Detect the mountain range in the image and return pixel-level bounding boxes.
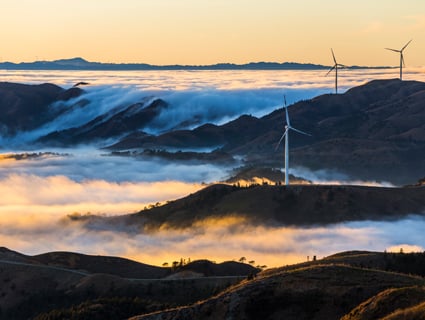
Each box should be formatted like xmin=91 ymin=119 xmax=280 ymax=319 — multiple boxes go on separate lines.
xmin=109 ymin=79 xmax=425 ymax=184
xmin=0 ymin=57 xmax=383 ymax=70
xmin=1 ymin=79 xmax=425 ymax=184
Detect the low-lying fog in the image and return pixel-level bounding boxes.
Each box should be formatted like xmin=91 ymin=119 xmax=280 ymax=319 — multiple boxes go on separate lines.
xmin=0 ymin=151 xmax=422 ymax=267
xmin=1 ymin=68 xmax=424 ymax=267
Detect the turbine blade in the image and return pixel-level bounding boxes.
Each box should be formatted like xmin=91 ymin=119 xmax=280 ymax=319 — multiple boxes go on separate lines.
xmin=326 ymin=65 xmax=336 ymax=76
xmin=402 ymin=39 xmax=412 ymax=51
xmin=275 ymin=131 xmax=287 ymax=151
xmin=283 ymin=95 xmax=287 ymax=108
xmin=385 ymin=48 xmax=400 ymax=53
xmin=285 ymin=107 xmax=291 ymax=127
xmin=331 ymin=48 xmax=337 ymax=64
xmin=290 ymin=126 xmax=311 ymax=136
xmin=401 ymin=53 xmax=405 ymax=67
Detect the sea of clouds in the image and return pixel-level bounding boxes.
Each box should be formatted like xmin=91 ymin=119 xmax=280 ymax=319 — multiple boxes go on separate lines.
xmin=1 ymin=68 xmax=424 ymax=266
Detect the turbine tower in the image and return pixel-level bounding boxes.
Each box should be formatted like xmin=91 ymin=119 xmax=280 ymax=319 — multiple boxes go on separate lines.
xmin=326 ymin=49 xmax=345 ymax=94
xmin=275 ymin=96 xmax=311 ymax=186
xmin=385 ymin=39 xmax=412 ymax=80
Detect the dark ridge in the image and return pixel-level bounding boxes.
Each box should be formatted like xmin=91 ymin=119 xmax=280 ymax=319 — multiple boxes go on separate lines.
xmin=81 ymin=184 xmax=425 ymax=232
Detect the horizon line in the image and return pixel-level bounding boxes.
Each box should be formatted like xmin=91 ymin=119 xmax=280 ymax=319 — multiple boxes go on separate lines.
xmin=0 ymin=57 xmax=400 ymax=70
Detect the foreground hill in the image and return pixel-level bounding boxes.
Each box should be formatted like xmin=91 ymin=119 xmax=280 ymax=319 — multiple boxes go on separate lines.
xmin=130 ymin=251 xmax=425 ymax=320
xmin=0 ymin=247 xmax=255 ymax=320
xmin=83 ymin=184 xmax=425 ymax=232
xmin=2 ymin=248 xmax=425 ymax=319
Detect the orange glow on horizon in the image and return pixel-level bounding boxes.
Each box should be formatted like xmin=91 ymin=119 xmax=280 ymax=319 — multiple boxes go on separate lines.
xmin=0 ymin=1 xmax=424 ymax=67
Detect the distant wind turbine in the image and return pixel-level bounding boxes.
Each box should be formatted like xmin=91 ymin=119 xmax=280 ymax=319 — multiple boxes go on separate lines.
xmin=275 ymin=96 xmax=311 ymax=186
xmin=326 ymin=49 xmax=346 ymax=94
xmin=385 ymin=39 xmax=412 ymax=80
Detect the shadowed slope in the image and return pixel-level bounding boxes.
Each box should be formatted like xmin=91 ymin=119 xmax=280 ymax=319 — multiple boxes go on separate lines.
xmin=86 ymin=184 xmax=425 ymax=231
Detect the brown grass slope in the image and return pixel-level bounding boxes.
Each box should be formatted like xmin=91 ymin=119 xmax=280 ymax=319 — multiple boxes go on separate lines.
xmin=383 ymin=301 xmax=425 ymax=320
xmin=130 ymin=264 xmax=424 ymax=320
xmin=341 ymin=286 xmax=425 ymax=320
xmin=94 ymin=184 xmax=425 ymax=231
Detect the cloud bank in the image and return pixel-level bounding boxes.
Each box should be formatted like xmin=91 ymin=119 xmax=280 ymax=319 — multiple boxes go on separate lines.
xmin=2 ymin=67 xmax=425 ymax=149
xmin=1 ymin=212 xmax=424 ymax=268
xmin=1 ymin=68 xmax=424 ymax=267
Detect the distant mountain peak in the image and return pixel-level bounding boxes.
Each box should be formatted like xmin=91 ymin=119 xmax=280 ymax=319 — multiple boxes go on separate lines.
xmin=53 ymin=57 xmax=92 ymax=66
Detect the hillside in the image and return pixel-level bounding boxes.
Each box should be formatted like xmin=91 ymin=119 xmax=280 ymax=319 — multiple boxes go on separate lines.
xmin=109 ymin=79 xmax=425 ymax=184
xmin=129 ymin=251 xmax=425 ymax=320
xmin=0 ymin=82 xmax=83 ymax=135
xmin=3 ymin=247 xmax=425 ymax=319
xmin=81 ymin=184 xmax=425 ymax=232
xmin=0 ymin=247 xmax=255 ymax=320
xmin=38 ymin=97 xmax=168 ymax=145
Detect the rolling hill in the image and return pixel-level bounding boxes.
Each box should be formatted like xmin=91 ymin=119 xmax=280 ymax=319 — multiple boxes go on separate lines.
xmin=3 ymin=247 xmax=425 ymax=319
xmin=129 ymin=251 xmax=425 ymax=320
xmin=78 ymin=183 xmax=425 ymax=232
xmin=0 ymin=247 xmax=256 ymax=320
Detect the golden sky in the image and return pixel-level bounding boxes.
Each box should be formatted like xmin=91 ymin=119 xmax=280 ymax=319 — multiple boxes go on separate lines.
xmin=1 ymin=0 xmax=425 ymax=66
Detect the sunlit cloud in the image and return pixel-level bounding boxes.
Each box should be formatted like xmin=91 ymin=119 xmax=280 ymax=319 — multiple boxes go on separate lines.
xmin=0 ymin=173 xmax=203 ymax=218
xmin=1 ymin=213 xmax=424 ymax=268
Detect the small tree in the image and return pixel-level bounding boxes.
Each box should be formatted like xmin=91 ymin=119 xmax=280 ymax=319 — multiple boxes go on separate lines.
xmin=239 ymin=257 xmax=246 ymax=263
xmin=162 ymin=262 xmax=169 ymax=267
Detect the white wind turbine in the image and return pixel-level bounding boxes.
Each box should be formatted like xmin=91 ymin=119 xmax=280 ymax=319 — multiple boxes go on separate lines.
xmin=326 ymin=48 xmax=346 ymax=94
xmin=385 ymin=39 xmax=412 ymax=80
xmin=275 ymin=96 xmax=311 ymax=186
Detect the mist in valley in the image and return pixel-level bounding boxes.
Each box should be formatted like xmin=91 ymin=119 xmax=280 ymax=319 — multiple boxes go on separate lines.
xmin=1 ymin=68 xmax=424 ymax=267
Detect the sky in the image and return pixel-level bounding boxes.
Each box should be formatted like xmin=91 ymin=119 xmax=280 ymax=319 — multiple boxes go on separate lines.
xmin=1 ymin=0 xmax=425 ymax=66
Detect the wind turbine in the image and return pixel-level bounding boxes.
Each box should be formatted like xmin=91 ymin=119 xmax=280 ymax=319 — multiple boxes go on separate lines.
xmin=326 ymin=49 xmax=346 ymax=94
xmin=275 ymin=96 xmax=311 ymax=186
xmin=385 ymin=39 xmax=412 ymax=80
